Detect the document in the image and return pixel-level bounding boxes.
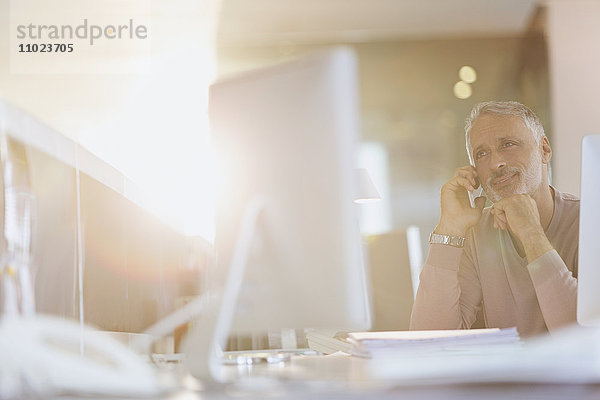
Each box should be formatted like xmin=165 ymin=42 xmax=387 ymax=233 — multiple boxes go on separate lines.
xmin=348 ymin=328 xmax=520 ymax=357
xmin=356 ymin=325 xmax=600 ymax=385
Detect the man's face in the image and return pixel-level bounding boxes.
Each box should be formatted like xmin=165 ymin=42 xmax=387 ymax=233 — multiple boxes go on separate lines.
xmin=469 ymin=114 xmax=545 ymax=203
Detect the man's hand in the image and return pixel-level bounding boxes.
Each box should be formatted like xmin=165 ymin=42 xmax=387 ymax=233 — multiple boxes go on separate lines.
xmin=491 ymin=194 xmax=553 ymax=262
xmin=435 ymin=166 xmax=486 ymax=237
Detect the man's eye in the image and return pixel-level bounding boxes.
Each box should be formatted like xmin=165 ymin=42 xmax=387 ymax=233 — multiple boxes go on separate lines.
xmin=476 ymin=151 xmax=487 ymax=159
xmin=503 ymin=142 xmax=515 ymax=148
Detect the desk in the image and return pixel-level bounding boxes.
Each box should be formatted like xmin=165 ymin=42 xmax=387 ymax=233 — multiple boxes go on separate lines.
xmin=150 ymin=353 xmax=600 ymax=400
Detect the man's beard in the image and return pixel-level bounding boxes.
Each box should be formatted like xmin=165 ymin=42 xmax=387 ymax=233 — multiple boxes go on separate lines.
xmin=482 ymin=152 xmax=543 ymax=203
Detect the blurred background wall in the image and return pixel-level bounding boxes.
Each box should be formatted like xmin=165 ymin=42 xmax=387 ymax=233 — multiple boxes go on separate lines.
xmin=215 ymin=1 xmax=551 ymax=247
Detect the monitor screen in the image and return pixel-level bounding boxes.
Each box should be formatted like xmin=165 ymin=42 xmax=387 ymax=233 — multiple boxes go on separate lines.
xmin=184 ymin=47 xmax=372 ymax=379
xmin=577 ymin=134 xmax=600 ymax=326
xmin=208 ymin=47 xmax=371 ymax=334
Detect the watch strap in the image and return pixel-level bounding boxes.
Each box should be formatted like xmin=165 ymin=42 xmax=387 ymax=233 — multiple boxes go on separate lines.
xmin=429 ymin=232 xmax=465 ymax=248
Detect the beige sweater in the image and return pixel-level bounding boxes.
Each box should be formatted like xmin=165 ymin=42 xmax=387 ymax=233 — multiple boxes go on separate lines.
xmin=410 ymin=187 xmax=579 ymax=337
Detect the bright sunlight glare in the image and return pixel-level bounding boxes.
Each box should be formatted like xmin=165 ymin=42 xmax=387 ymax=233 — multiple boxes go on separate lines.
xmin=79 ymin=48 xmax=217 ymax=242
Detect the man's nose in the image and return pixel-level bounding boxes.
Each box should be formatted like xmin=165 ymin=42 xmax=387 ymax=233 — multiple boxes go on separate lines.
xmin=490 ymin=151 xmax=507 ymax=169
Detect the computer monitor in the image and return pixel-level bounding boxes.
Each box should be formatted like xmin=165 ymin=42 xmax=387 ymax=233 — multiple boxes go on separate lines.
xmin=183 ymin=48 xmax=371 ymax=379
xmin=577 ymin=134 xmax=600 ymax=326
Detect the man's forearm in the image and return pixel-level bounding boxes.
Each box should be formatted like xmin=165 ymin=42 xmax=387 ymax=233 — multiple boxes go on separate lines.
xmin=410 ymin=245 xmax=480 ymax=330
xmin=522 ymin=231 xmax=554 ymax=263
xmin=527 ymin=250 xmax=577 ymax=331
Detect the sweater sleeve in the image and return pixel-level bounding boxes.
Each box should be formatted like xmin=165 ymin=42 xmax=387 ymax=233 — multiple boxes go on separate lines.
xmin=527 ymin=249 xmax=577 ymax=332
xmin=410 ymin=242 xmax=483 ymax=330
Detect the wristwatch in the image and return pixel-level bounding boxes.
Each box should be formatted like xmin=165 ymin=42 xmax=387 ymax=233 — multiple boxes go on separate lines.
xmin=429 ymin=232 xmax=465 ymax=248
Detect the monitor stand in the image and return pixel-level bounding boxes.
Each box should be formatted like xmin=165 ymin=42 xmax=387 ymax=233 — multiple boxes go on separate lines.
xmin=182 ymin=196 xmax=267 ymax=382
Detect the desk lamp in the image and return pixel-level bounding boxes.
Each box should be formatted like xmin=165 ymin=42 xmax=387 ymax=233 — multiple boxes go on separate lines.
xmin=354 ymin=168 xmax=381 ymax=204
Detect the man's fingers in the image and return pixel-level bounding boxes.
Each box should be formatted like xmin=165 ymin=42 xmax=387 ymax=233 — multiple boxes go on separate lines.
xmin=491 ymin=201 xmax=506 ymax=213
xmin=497 ymin=213 xmax=507 ymax=223
xmin=454 ymin=168 xmax=478 ymax=188
xmin=449 ymin=176 xmax=475 ymax=191
xmin=455 ymin=169 xmax=476 ymax=183
xmin=491 ymin=209 xmax=507 ymax=223
xmin=490 ymin=205 xmax=508 ymax=227
xmin=493 ymin=214 xmax=507 ymax=230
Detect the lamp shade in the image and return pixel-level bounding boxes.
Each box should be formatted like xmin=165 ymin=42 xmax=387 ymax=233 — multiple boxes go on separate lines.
xmin=354 ymin=168 xmax=381 ymax=203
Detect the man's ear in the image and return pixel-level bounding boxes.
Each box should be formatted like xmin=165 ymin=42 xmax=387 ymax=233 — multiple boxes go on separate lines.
xmin=541 ymin=136 xmax=552 ymax=164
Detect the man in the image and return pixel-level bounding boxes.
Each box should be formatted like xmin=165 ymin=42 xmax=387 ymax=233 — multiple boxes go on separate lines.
xmin=410 ymin=101 xmax=579 ymax=337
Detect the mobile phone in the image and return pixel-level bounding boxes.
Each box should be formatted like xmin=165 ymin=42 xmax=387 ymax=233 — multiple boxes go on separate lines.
xmin=468 ymin=185 xmax=484 ymax=208
xmin=468 ymin=161 xmax=486 ymax=208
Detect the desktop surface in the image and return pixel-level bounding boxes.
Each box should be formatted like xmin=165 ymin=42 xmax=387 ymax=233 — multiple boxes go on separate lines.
xmin=61 ymin=384 xmax=599 ymax=400
xmin=147 ymin=354 xmax=600 ymax=400
xmin=37 ymin=335 xmax=600 ymax=400
xmin=181 ymin=323 xmax=600 ymax=399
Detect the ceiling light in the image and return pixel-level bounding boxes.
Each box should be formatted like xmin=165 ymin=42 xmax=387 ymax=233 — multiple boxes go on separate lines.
xmin=459 ymin=66 xmax=477 ymax=83
xmin=453 ymin=81 xmax=472 ymax=99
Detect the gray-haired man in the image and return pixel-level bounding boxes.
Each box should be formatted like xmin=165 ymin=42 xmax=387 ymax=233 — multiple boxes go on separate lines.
xmin=410 ymin=101 xmax=579 ymax=337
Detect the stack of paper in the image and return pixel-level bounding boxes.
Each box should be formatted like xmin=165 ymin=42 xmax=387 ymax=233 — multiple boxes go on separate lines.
xmin=364 ymin=325 xmax=600 ymax=384
xmin=348 ymin=328 xmax=520 ymax=358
